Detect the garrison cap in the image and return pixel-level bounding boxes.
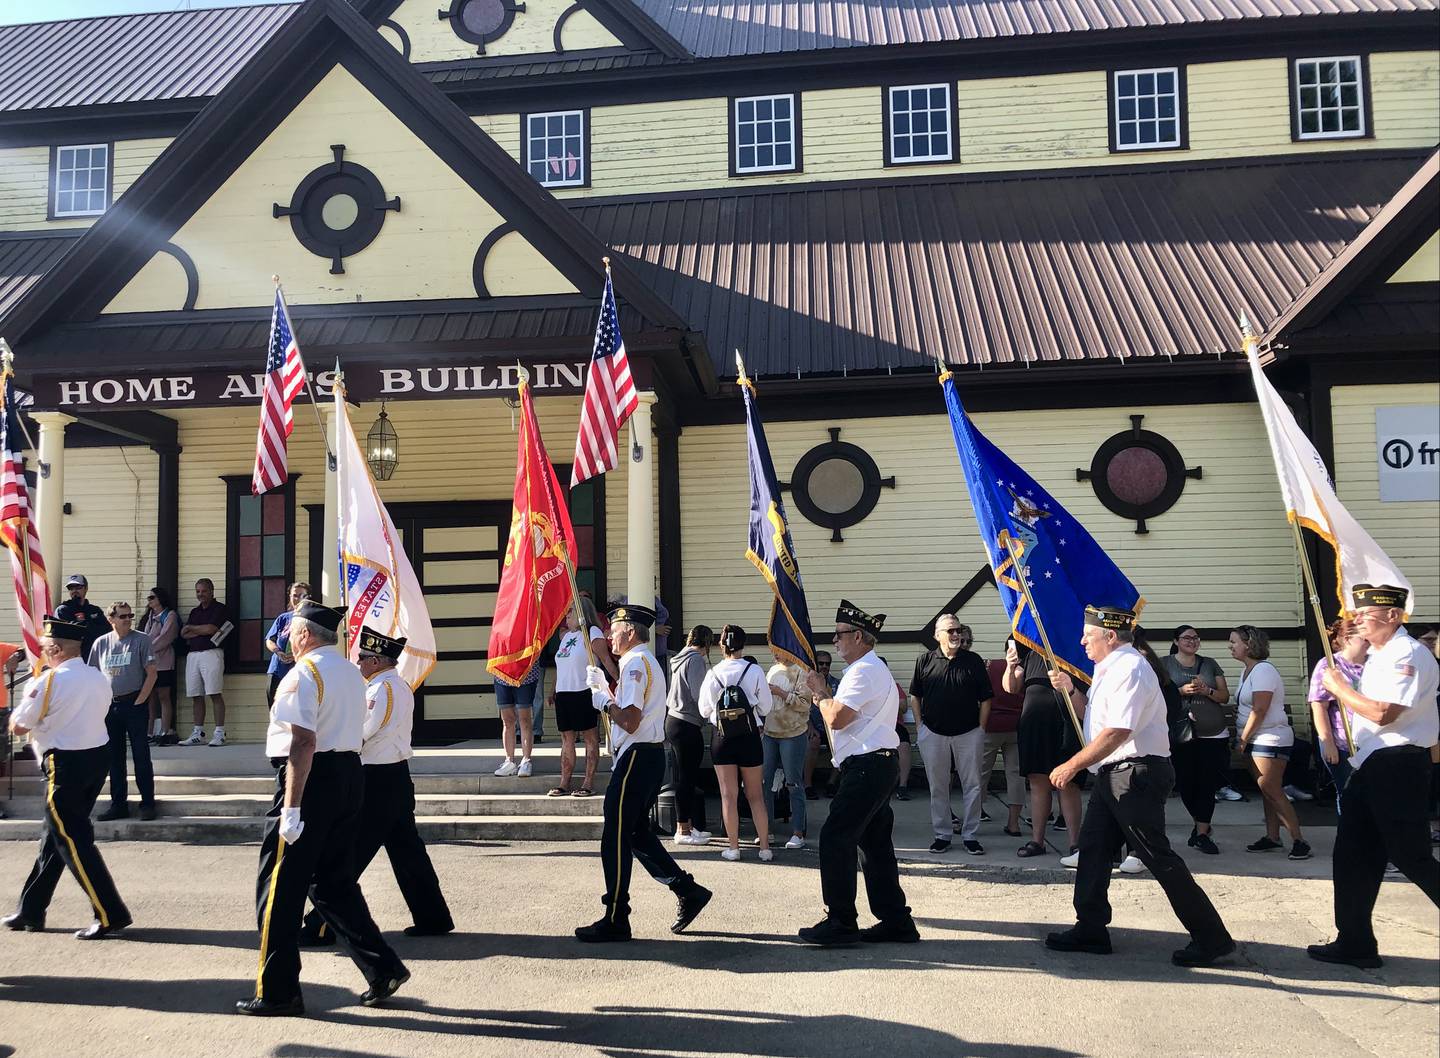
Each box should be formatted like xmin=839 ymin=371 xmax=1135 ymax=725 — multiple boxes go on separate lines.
xmin=1084 ymin=605 xmax=1137 ymax=632
xmin=42 ymin=615 xmax=86 ymax=641
xmin=294 ymin=599 xmax=346 ymax=633
xmin=606 ymin=603 xmax=656 ymax=629
xmin=358 ymin=627 xmax=406 ymax=660
xmin=836 ymin=599 xmax=885 ymax=637
xmin=1352 ymin=583 xmax=1409 ymax=610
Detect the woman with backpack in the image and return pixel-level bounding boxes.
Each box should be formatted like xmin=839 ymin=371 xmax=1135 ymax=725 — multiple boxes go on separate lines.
xmin=698 ymin=625 xmax=773 ymax=861
xmin=1162 ymin=624 xmax=1231 ymax=855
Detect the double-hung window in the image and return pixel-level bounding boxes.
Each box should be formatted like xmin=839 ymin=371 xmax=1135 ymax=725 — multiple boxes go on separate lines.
xmin=1111 ymin=69 xmax=1183 ymax=151
xmin=51 ymin=143 xmax=111 ymax=217
xmin=732 ymin=94 xmax=799 ymax=175
xmin=523 ymin=110 xmax=587 ymax=188
xmin=887 ymin=84 xmax=954 ymax=164
xmin=1293 ymin=57 xmax=1367 ymax=140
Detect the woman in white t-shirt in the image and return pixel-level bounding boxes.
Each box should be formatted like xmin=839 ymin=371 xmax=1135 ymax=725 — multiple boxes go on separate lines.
xmin=698 ymin=626 xmax=773 ymax=861
xmin=1230 ymin=624 xmax=1310 ymax=860
xmin=547 ymin=596 xmax=617 ymax=798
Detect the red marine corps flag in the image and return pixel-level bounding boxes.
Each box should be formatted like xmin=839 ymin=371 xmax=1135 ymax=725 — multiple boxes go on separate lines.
xmin=487 ymin=371 xmax=579 ymax=686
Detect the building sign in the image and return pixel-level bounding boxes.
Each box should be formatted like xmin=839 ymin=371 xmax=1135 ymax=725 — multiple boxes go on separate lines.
xmin=29 ymin=360 xmax=590 ymax=411
xmin=1376 ymin=404 xmax=1440 ymax=502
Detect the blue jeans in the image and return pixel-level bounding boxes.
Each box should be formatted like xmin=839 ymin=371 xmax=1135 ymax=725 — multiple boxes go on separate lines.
xmin=763 ymin=732 xmax=808 ymax=837
xmin=1323 ymin=749 xmax=1353 ymax=814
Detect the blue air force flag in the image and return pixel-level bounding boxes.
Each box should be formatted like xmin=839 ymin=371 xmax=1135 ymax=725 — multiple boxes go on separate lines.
xmin=741 ymin=371 xmax=816 ymax=670
xmin=941 ymin=372 xmax=1142 ymax=683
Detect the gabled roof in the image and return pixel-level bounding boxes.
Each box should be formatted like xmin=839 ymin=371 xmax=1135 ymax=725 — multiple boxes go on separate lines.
xmin=0 ymin=0 xmax=693 ymax=369
xmin=0 ymin=231 xmax=81 ymax=319
xmin=1260 ymin=150 xmax=1439 ymax=356
xmin=575 ymin=151 xmax=1429 ymax=377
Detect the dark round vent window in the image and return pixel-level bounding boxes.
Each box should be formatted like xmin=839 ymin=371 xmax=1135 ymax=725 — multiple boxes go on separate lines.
xmin=460 ymin=0 xmax=507 ymax=36
xmin=272 ymin=147 xmax=399 ymax=275
xmin=1105 ymin=446 xmax=1168 ymax=507
xmin=789 ymin=428 xmax=896 ymax=542
xmin=1079 ymin=415 xmax=1201 ymax=534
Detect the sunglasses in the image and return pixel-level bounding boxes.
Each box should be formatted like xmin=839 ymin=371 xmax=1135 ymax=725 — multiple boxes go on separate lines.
xmin=113 ymin=613 xmax=133 ymax=620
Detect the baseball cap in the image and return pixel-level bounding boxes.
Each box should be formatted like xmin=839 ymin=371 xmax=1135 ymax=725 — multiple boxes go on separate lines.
xmin=65 ymin=573 xmax=88 ymax=588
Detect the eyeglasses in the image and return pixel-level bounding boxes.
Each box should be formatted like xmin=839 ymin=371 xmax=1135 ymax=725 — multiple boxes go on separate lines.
xmin=112 ymin=613 xmax=133 ymax=620
xmin=832 ymin=629 xmax=860 ymax=642
xmin=1178 ymin=634 xmax=1200 ymax=642
xmin=941 ymin=630 xmax=963 ymax=637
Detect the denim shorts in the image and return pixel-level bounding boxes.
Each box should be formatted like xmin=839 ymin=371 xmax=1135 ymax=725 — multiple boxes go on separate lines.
xmin=1247 ymin=743 xmax=1292 ymax=760
xmin=495 ymin=679 xmax=539 ymax=709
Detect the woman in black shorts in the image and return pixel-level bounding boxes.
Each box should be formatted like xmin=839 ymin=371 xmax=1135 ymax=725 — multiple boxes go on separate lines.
xmin=1004 ymin=637 xmax=1083 ymax=857
xmin=698 ymin=626 xmax=773 ymax=861
xmin=547 ymin=596 xmax=616 ymax=797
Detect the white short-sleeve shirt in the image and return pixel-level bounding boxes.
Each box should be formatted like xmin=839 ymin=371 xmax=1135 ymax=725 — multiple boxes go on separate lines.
xmin=555 ymin=626 xmax=603 ymax=693
xmin=698 ymin=657 xmax=771 ymax=725
xmin=12 ymin=656 xmax=110 ymax=757
xmin=606 ymin=645 xmax=667 ymax=759
xmin=829 ymin=649 xmax=900 ymax=766
xmin=1351 ymin=628 xmax=1440 ymax=768
xmin=1236 ymin=661 xmax=1293 ymax=747
xmin=1084 ymin=644 xmax=1171 ymax=770
xmin=266 ymin=644 xmax=366 ymax=757
xmin=361 ymin=666 xmax=414 ymax=765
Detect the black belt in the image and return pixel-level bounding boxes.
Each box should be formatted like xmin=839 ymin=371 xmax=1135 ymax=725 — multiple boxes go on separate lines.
xmin=841 ymin=748 xmax=897 ymax=766
xmin=1099 ymin=753 xmax=1168 ymax=774
xmin=269 ymin=749 xmax=359 ymax=768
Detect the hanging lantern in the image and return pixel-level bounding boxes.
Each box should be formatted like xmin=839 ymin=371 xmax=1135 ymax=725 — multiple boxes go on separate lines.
xmin=365 ymin=402 xmax=398 ymax=480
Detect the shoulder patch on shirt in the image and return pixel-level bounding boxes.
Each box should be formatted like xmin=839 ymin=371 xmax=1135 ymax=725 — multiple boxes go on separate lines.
xmin=628 ymin=668 xmax=642 ymax=682
xmin=1395 ymin=664 xmax=1417 ymax=677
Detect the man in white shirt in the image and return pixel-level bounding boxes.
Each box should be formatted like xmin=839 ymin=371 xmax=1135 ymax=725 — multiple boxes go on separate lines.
xmin=578 ymin=603 xmax=712 ymax=943
xmin=1311 ymin=583 xmax=1440 ymax=969
xmin=237 ymin=601 xmax=409 ymax=1018
xmin=1045 ymin=605 xmax=1234 ymax=967
xmin=300 ymin=627 xmax=453 ymax=946
xmin=4 ymin=616 xmax=131 ymax=939
xmin=800 ymin=600 xmax=917 ymax=947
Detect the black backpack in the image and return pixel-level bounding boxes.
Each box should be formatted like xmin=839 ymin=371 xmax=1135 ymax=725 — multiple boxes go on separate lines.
xmin=716 ymin=662 xmax=759 ymax=740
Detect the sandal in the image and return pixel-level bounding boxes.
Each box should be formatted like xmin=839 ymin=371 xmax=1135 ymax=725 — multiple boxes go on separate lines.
xmin=1003 ymin=827 xmax=1023 ymax=838
xmin=1016 ymin=841 xmax=1049 ymax=858
xmin=547 ymin=787 xmax=570 ymax=797
xmin=572 ymin=787 xmax=594 ymax=798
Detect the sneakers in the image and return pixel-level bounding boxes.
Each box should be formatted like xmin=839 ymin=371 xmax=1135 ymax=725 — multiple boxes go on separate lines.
xmin=979 ymin=808 xmax=992 ymax=823
xmin=1188 ymin=829 xmax=1220 ymax=855
xmin=1060 ymin=848 xmax=1080 ymax=868
xmin=1215 ymin=785 xmax=1244 ymax=802
xmin=1288 ymin=840 xmax=1313 ymax=861
xmin=1283 ymin=785 xmax=1314 ymax=803
xmin=785 ymin=835 xmax=805 ymax=850
xmin=674 ymin=830 xmax=711 ymax=846
xmin=720 ymin=847 xmax=741 ymax=861
xmin=895 ymin=787 xmax=911 ymax=801
xmin=493 ymin=759 xmax=518 ymax=777
xmin=758 ymin=848 xmax=774 ymax=862
xmin=962 ymin=839 xmax=985 ymax=856
xmin=929 ymin=838 xmax=951 ymax=854
xmin=1307 ymin=940 xmax=1382 ymax=969
xmin=858 ymin=918 xmax=921 ymax=944
xmin=516 ymin=758 xmax=533 ymax=778
xmin=1172 ymin=936 xmax=1237 ymax=967
xmin=798 ymin=918 xmax=861 ymax=947
xmin=1045 ymin=926 xmax=1112 ymax=955
xmin=1246 ymin=836 xmax=1284 ymax=853
xmin=1117 ymin=854 xmax=1146 ymax=874
xmin=208 ymin=726 xmax=226 ymax=747
xmin=178 ymin=727 xmax=205 ymax=747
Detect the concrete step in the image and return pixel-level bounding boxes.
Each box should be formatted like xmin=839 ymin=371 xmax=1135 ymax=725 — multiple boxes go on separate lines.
xmin=2 ymin=772 xmax=611 ymax=798
xmin=0 ymin=814 xmax=603 ymax=844
xmin=4 ymin=790 xmax=605 ymax=819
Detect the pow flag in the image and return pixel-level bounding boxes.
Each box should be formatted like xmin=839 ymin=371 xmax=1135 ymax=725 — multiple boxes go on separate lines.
xmin=941 ymin=371 xmax=1142 ymax=683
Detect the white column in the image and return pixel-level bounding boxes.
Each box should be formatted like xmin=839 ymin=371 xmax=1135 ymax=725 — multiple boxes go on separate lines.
xmin=321 ymin=402 xmax=341 ymax=605
xmin=626 ymin=392 xmax=656 ymax=609
xmin=31 ymin=411 xmax=74 ymax=603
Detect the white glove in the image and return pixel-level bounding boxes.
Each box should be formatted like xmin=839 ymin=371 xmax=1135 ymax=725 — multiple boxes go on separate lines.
xmin=585 ymin=666 xmax=610 ymax=694
xmin=279 ymin=807 xmax=304 ymax=844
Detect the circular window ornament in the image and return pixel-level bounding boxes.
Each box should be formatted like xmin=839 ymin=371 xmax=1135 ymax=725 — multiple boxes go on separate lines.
xmin=272 ymin=145 xmax=400 ymax=275
xmin=788 ymin=427 xmax=896 ymax=542
xmin=1077 ymin=415 xmax=1202 ymax=533
xmin=440 ymin=0 xmax=526 ymax=54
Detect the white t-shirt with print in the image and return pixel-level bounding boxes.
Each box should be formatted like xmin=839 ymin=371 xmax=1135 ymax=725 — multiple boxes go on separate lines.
xmin=1236 ymin=661 xmax=1293 ymax=748
xmin=555 ymin=625 xmax=603 ymax=693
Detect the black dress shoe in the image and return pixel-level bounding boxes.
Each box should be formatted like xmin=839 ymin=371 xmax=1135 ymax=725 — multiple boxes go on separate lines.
xmin=235 ymin=996 xmax=305 ymax=1017
xmin=1045 ymin=926 xmax=1112 ymax=955
xmin=96 ymin=806 xmax=129 ymax=822
xmin=76 ymin=917 xmax=131 ymax=940
xmin=403 ymin=923 xmax=454 ymax=937
xmin=1172 ymin=937 xmax=1237 ymax=967
xmin=859 ymin=918 xmax=920 ymax=944
xmin=360 ymin=969 xmax=411 ymax=1007
xmin=3 ymin=912 xmax=44 ymax=932
xmin=297 ymin=926 xmax=336 ymax=947
xmin=1307 ymin=941 xmax=1383 ymax=969
xmin=797 ymin=918 xmax=861 ymax=947
xmin=671 ymin=884 xmax=712 ymax=934
xmin=138 ymin=804 xmax=158 ymax=822
xmin=575 ymin=915 xmax=632 ymax=943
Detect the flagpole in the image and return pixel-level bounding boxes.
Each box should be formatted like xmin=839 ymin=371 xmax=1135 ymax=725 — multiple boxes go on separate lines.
xmin=334 ymin=363 xmax=351 ymax=653
xmin=1240 ymin=318 xmax=1356 ymax=751
xmin=272 ymin=275 xmax=336 ymax=471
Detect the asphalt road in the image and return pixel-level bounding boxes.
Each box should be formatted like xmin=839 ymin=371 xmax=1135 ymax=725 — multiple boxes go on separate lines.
xmin=0 ymin=825 xmax=1436 ymax=1058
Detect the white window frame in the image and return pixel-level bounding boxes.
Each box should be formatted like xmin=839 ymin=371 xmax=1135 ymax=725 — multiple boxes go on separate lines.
xmin=733 ymin=93 xmax=798 ymax=175
xmin=52 ymin=142 xmax=111 ymax=217
xmin=524 ymin=110 xmax=586 ymax=188
xmin=1293 ymin=56 xmax=1366 ymax=141
xmin=887 ymin=83 xmax=954 ymax=164
xmin=1111 ymin=68 xmax=1182 ymax=152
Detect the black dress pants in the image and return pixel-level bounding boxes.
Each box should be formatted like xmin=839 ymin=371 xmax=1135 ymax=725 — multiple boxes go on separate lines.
xmin=302 ymin=760 xmax=453 ymax=936
xmin=818 ymin=748 xmax=911 ymax=928
xmin=1073 ymin=756 xmax=1229 ymax=945
xmin=253 ymin=752 xmax=406 ymax=1003
xmin=1333 ymin=746 xmax=1440 ymax=955
xmin=17 ymin=747 xmax=130 ymax=927
xmin=665 ymin=716 xmax=705 ymax=827
xmin=105 ymin=693 xmax=155 ymax=809
xmin=601 ymin=742 xmax=694 ymax=921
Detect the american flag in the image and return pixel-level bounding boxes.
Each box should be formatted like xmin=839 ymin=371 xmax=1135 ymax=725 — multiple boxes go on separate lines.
xmin=251 ymin=289 xmax=306 ymax=494
xmin=571 ymin=269 xmax=637 ymax=487
xmin=0 ymin=358 xmax=49 ymax=662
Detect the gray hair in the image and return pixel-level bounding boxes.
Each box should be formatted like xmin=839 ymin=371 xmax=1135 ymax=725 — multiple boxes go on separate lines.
xmin=858 ymin=629 xmax=877 ymax=648
xmin=291 ymin=616 xmax=338 ymax=646
xmin=616 ymin=620 xmax=650 ymax=643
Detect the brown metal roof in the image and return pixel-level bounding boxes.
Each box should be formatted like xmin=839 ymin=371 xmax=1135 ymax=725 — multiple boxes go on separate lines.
xmin=0 ymin=232 xmax=80 ymax=319
xmin=574 ymin=152 xmax=1431 ymax=376
xmin=0 ymin=3 xmax=297 ymax=113
xmin=632 ymin=0 xmax=1439 ymax=57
